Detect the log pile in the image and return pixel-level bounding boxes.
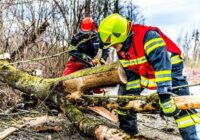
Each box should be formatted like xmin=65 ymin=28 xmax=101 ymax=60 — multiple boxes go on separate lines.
xmin=0 ymin=59 xmax=200 ymax=139
xmin=0 ymin=60 xmax=132 ymax=139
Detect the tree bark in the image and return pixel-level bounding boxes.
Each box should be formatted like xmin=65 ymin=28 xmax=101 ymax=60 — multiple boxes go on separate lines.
xmin=0 ymin=6 xmax=3 ymax=54
xmin=82 ymin=94 xmax=200 ymax=112
xmin=61 ymin=101 xmax=131 ymax=140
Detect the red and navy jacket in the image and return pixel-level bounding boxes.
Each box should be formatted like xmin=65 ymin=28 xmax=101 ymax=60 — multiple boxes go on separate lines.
xmin=69 ymin=32 xmax=109 ymax=64
xmin=118 ymin=24 xmax=183 ymax=93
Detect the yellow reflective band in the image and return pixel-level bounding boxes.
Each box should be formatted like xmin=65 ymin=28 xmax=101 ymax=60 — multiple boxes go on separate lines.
xmin=148 ymin=79 xmax=157 ymax=87
xmin=159 ymin=98 xmax=176 ymax=114
xmin=120 ymin=56 xmax=147 ymax=67
xmin=144 ymin=38 xmax=166 ymax=55
xmin=156 ymin=77 xmax=172 ymax=82
xmin=82 ymin=54 xmax=87 ymax=59
xmin=144 ymin=38 xmax=163 ymax=49
xmin=126 ymin=79 xmax=141 ymax=90
xmin=155 ymin=70 xmax=172 ymax=83
xmin=171 ymin=55 xmax=183 ymax=65
xmin=155 ymin=70 xmax=171 ymax=75
xmin=141 ymin=76 xmax=157 ymax=88
xmin=176 ymin=113 xmax=200 ymax=128
xmin=141 ymin=76 xmax=148 ymax=86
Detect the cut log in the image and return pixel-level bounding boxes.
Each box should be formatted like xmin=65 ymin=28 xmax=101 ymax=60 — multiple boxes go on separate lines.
xmin=88 ymin=106 xmax=119 ymax=123
xmin=174 ymin=95 xmax=200 ymax=110
xmin=61 ymin=101 xmax=131 ymax=140
xmin=62 ymin=62 xmax=127 ymax=99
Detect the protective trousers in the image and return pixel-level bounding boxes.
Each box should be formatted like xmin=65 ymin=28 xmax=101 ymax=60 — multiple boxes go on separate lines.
xmin=119 ymin=62 xmax=200 ymax=139
xmin=172 ymin=62 xmax=200 ymax=140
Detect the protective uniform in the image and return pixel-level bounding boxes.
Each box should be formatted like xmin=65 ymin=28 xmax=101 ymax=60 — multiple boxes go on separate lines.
xmin=63 ymin=17 xmax=109 ymax=76
xmin=98 ymin=14 xmax=200 ymax=140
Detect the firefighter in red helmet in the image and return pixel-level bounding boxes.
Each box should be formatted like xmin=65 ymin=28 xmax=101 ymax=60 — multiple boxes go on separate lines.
xmin=80 ymin=17 xmax=97 ymax=32
xmin=63 ymin=17 xmax=109 ymax=94
xmin=63 ymin=17 xmax=108 ymax=75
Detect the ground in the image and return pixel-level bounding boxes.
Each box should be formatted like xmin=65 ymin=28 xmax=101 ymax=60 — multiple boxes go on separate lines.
xmin=0 ymin=65 xmax=199 ymax=140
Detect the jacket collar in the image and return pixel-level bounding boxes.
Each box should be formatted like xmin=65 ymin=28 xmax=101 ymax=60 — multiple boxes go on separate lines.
xmin=121 ymin=31 xmax=134 ymax=51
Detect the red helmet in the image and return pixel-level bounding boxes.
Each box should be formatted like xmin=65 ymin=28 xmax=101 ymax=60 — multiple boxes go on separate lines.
xmin=80 ymin=17 xmax=97 ymax=32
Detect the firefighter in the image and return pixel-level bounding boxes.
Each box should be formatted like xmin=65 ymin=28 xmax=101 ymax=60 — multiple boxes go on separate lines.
xmin=98 ymin=13 xmax=200 ymax=140
xmin=63 ymin=17 xmax=109 ymax=76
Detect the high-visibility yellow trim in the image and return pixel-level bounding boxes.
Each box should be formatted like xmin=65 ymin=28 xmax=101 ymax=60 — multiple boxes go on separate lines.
xmin=82 ymin=54 xmax=87 ymax=59
xmin=146 ymin=42 xmax=166 ymax=55
xmin=144 ymin=38 xmax=166 ymax=55
xmin=171 ymin=55 xmax=183 ymax=65
xmin=155 ymin=70 xmax=172 ymax=83
xmin=155 ymin=70 xmax=171 ymax=75
xmin=126 ymin=79 xmax=141 ymax=90
xmin=148 ymin=79 xmax=157 ymax=87
xmin=144 ymin=38 xmax=163 ymax=49
xmin=120 ymin=56 xmax=147 ymax=67
xmin=141 ymin=76 xmax=157 ymax=88
xmin=159 ymin=97 xmax=176 ymax=114
xmin=156 ymin=77 xmax=172 ymax=82
xmin=176 ymin=113 xmax=200 ymax=128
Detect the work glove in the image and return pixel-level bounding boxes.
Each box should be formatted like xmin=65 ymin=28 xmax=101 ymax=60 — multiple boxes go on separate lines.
xmin=89 ymin=58 xmax=101 ymax=66
xmin=159 ymin=94 xmax=181 ymax=117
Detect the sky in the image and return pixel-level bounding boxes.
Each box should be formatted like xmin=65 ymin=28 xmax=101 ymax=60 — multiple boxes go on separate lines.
xmin=133 ymin=0 xmax=200 ymax=42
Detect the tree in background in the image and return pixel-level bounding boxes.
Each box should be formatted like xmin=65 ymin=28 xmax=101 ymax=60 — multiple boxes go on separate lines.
xmin=118 ymin=0 xmax=145 ymax=24
xmin=0 ymin=0 xmax=144 ymax=77
xmin=192 ymin=29 xmax=200 ymax=66
xmin=177 ymin=29 xmax=200 ymax=66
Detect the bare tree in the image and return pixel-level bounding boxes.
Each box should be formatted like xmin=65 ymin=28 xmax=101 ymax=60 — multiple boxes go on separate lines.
xmin=0 ymin=0 xmax=144 ymax=77
xmin=114 ymin=0 xmax=119 ymax=13
xmin=0 ymin=3 xmax=3 ymax=54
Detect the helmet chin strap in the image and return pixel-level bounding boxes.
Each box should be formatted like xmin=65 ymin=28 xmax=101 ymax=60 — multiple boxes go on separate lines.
xmin=127 ymin=21 xmax=134 ymax=36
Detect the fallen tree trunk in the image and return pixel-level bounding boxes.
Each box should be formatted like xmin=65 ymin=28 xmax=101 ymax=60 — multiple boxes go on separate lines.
xmin=61 ymin=101 xmax=131 ymax=140
xmin=82 ymin=94 xmax=200 ymax=112
xmin=0 ymin=60 xmax=126 ymax=100
xmin=1 ymin=59 xmax=199 ymax=112
xmin=1 ymin=59 xmax=200 ymax=139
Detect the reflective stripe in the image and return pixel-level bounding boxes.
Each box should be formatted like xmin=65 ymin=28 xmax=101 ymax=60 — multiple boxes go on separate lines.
xmin=141 ymin=76 xmax=148 ymax=86
xmin=176 ymin=113 xmax=200 ymax=128
xmin=141 ymin=76 xmax=157 ymax=88
xmin=159 ymin=97 xmax=176 ymax=114
xmin=155 ymin=70 xmax=172 ymax=82
xmin=171 ymin=55 xmax=183 ymax=65
xmin=82 ymin=54 xmax=86 ymax=59
xmin=144 ymin=38 xmax=166 ymax=55
xmin=148 ymin=79 xmax=157 ymax=88
xmin=126 ymin=79 xmax=141 ymax=90
xmin=120 ymin=56 xmax=147 ymax=67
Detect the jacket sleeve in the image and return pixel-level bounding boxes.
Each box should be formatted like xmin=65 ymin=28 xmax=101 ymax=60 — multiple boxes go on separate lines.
xmin=101 ymin=48 xmax=109 ymax=63
xmin=144 ymin=30 xmax=172 ymax=94
xmin=70 ymin=32 xmax=90 ymax=61
xmin=93 ymin=35 xmax=109 ymax=64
